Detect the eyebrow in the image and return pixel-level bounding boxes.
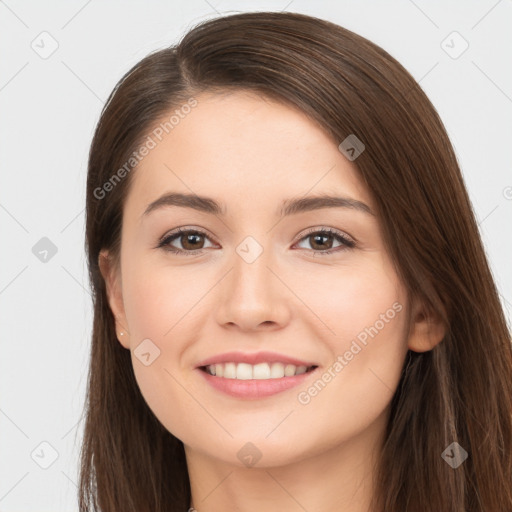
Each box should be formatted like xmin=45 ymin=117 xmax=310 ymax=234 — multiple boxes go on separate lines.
xmin=142 ymin=192 xmax=374 ymax=218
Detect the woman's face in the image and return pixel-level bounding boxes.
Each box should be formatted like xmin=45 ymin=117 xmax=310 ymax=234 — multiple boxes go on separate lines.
xmin=101 ymin=90 xmax=422 ymax=467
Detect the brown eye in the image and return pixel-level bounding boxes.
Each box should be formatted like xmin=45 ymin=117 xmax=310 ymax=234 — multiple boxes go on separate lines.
xmin=180 ymin=232 xmax=205 ymax=250
xmin=295 ymin=228 xmax=355 ymax=255
xmin=158 ymin=228 xmax=214 ymax=255
xmin=308 ymin=232 xmax=334 ymax=250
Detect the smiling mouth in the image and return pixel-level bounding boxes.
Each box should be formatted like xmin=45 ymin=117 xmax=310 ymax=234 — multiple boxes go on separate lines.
xmin=199 ymin=362 xmax=318 ymax=380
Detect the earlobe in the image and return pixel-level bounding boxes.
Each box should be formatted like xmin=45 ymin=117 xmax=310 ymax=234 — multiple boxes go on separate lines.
xmin=98 ymin=249 xmax=130 ymax=349
xmin=407 ymin=300 xmax=446 ymax=353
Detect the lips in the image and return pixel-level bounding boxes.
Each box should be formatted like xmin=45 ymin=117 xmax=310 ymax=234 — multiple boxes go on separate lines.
xmin=195 ymin=350 xmax=318 ymax=369
xmin=198 ymin=365 xmax=319 ymax=399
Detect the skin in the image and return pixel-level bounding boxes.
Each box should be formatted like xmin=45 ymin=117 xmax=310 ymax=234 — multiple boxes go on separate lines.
xmin=100 ymin=90 xmax=445 ymax=512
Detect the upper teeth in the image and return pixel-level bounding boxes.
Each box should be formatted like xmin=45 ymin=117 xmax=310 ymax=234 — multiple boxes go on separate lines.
xmin=205 ymin=362 xmax=311 ymax=380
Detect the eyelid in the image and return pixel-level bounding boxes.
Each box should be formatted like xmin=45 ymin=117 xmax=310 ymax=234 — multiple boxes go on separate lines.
xmin=157 ymin=225 xmax=218 ymax=247
xmin=293 ymin=226 xmax=356 ymax=245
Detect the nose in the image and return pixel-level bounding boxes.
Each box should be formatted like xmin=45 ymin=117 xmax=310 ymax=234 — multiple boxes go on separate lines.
xmin=214 ymin=240 xmax=291 ymax=331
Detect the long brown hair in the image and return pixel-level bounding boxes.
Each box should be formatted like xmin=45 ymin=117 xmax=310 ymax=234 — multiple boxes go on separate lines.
xmin=81 ymin=11 xmax=512 ymax=511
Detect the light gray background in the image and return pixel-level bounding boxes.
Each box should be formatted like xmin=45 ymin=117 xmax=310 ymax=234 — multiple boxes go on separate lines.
xmin=1 ymin=1 xmax=511 ymax=510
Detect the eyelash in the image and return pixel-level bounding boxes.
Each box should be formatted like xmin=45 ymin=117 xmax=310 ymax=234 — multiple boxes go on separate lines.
xmin=156 ymin=226 xmax=356 ymax=257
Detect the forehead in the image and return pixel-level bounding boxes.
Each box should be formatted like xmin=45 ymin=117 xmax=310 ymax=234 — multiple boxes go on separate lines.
xmin=124 ymin=90 xmax=372 ymax=217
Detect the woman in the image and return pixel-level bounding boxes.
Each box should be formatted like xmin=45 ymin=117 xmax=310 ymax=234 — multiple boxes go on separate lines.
xmin=80 ymin=11 xmax=512 ymax=512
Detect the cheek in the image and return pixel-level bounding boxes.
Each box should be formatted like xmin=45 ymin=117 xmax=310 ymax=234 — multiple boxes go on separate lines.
xmin=122 ymin=254 xmax=206 ymax=341
xmin=294 ymin=257 xmax=405 ymax=344
xmin=120 ymin=260 xmax=206 ymax=438
xmin=293 ymin=259 xmax=408 ymax=432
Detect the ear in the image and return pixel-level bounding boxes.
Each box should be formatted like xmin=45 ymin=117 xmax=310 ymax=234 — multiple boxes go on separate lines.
xmin=407 ymin=297 xmax=446 ymax=353
xmin=98 ymin=249 xmax=130 ymax=349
